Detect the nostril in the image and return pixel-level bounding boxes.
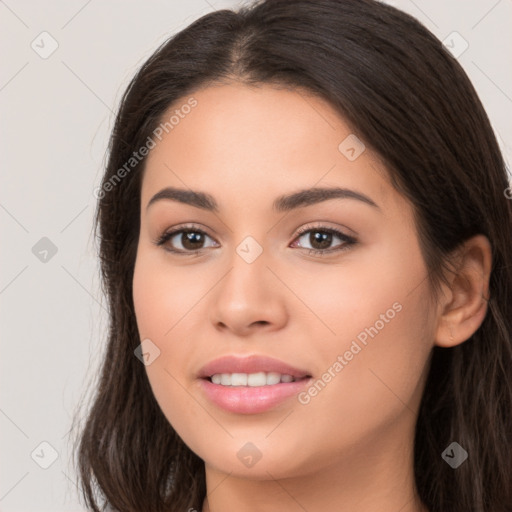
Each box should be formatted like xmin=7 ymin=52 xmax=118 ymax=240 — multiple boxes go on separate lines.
xmin=253 ymin=321 xmax=269 ymax=327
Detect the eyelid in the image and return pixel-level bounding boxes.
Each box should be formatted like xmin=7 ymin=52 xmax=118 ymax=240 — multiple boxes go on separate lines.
xmin=293 ymin=220 xmax=358 ymax=238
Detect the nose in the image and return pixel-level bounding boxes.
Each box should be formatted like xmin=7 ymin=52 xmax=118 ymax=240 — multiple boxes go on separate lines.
xmin=209 ymin=246 xmax=288 ymax=337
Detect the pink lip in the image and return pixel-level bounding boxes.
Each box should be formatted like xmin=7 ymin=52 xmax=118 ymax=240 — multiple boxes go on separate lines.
xmin=198 ymin=354 xmax=311 ymax=379
xmin=197 ymin=355 xmax=313 ymax=414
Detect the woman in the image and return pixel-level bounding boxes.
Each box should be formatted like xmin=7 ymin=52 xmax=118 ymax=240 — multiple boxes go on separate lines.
xmin=72 ymin=0 xmax=512 ymax=511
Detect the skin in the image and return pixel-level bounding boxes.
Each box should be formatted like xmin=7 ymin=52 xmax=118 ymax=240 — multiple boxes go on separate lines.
xmin=132 ymin=82 xmax=491 ymax=512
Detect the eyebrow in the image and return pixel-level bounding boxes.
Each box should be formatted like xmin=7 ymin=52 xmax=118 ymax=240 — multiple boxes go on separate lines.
xmin=146 ymin=186 xmax=380 ymax=213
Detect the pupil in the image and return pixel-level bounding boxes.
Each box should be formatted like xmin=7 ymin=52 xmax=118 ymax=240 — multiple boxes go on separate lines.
xmin=311 ymin=231 xmax=331 ymax=249
xmin=183 ymin=232 xmax=203 ymax=250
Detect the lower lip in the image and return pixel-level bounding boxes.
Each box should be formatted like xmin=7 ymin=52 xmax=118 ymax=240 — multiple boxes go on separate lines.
xmin=198 ymin=377 xmax=312 ymax=414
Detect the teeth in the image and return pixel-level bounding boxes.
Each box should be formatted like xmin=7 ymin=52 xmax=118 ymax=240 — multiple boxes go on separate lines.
xmin=209 ymin=372 xmax=300 ymax=386
xmin=211 ymin=374 xmax=222 ymax=385
xmin=231 ymin=373 xmax=247 ymax=386
xmin=264 ymin=372 xmax=281 ymax=386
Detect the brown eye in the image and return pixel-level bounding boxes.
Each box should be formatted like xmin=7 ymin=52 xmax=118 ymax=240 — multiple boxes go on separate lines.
xmin=305 ymin=231 xmax=333 ymax=250
xmin=154 ymin=227 xmax=218 ymax=254
xmin=292 ymin=226 xmax=357 ymax=255
xmin=179 ymin=231 xmax=207 ymax=250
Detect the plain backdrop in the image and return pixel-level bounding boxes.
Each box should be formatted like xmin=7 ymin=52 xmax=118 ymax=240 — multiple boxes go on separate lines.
xmin=1 ymin=0 xmax=511 ymax=510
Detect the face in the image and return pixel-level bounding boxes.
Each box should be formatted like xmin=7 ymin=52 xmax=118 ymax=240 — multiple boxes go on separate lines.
xmin=132 ymin=82 xmax=436 ymax=480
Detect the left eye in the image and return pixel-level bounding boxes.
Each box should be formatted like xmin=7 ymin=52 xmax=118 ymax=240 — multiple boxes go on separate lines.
xmin=291 ymin=227 xmax=356 ymax=254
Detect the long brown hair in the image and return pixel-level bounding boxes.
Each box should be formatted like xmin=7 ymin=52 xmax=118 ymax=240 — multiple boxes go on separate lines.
xmin=71 ymin=0 xmax=512 ymax=510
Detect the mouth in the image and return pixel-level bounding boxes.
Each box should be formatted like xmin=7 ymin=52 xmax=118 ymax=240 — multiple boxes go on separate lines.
xmin=204 ymin=372 xmax=311 ymax=387
xmin=198 ymin=354 xmax=312 ymax=383
xmin=197 ymin=354 xmax=313 ymax=414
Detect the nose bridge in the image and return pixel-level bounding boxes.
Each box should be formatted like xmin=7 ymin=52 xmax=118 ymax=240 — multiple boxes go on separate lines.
xmin=209 ymin=233 xmax=286 ymax=333
xmin=220 ymin=234 xmax=270 ymax=305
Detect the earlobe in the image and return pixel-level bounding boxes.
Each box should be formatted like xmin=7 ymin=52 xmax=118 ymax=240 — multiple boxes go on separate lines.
xmin=434 ymin=234 xmax=492 ymax=348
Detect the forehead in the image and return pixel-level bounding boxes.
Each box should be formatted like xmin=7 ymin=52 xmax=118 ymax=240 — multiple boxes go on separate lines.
xmin=140 ymin=83 xmax=398 ymax=215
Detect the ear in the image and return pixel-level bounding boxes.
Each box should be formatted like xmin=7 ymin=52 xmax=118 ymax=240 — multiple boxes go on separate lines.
xmin=434 ymin=234 xmax=492 ymax=348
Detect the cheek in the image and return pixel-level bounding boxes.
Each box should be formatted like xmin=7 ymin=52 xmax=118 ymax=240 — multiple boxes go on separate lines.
xmin=132 ymin=250 xmax=208 ymax=339
xmin=132 ymin=252 xmax=215 ymax=444
xmin=132 ymin=251 xmax=199 ymax=379
xmin=300 ymin=248 xmax=434 ymax=444
xmin=301 ymin=239 xmax=430 ymax=377
xmin=297 ymin=239 xmax=430 ymax=359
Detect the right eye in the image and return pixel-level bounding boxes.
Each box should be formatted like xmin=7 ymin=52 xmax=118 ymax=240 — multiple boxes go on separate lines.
xmin=153 ymin=225 xmax=219 ymax=255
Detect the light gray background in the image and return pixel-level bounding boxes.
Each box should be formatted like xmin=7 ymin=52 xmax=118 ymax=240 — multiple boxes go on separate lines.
xmin=1 ymin=1 xmax=511 ymax=510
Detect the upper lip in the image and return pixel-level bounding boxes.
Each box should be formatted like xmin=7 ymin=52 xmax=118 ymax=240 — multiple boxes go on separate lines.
xmin=198 ymin=355 xmax=312 ymax=379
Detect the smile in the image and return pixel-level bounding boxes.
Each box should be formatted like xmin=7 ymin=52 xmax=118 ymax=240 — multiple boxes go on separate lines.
xmin=209 ymin=371 xmax=304 ymax=386
xmin=197 ymin=355 xmax=313 ymax=414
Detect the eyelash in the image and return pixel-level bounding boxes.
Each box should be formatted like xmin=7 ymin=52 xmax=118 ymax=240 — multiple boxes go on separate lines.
xmin=152 ymin=223 xmax=357 ymax=257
